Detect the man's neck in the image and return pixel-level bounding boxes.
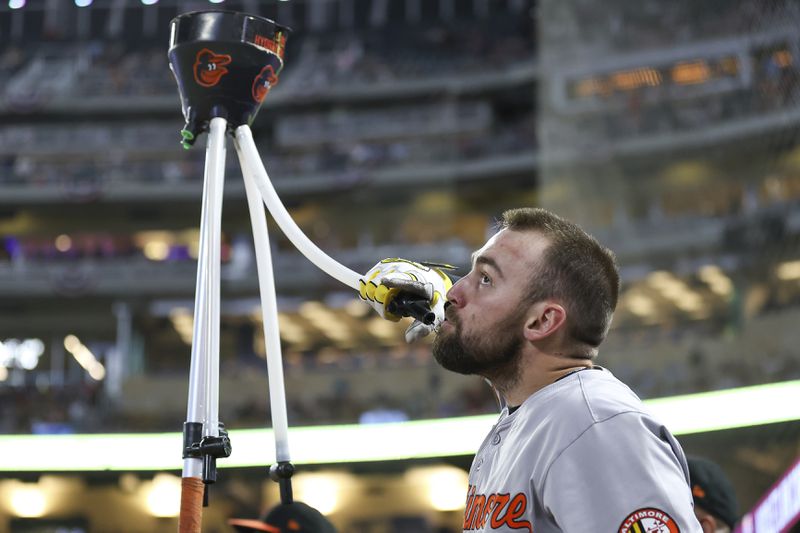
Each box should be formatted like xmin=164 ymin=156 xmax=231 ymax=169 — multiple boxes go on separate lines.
xmin=498 ymin=352 xmax=594 ymax=407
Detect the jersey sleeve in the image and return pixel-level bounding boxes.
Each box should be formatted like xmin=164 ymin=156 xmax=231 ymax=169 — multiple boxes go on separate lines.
xmin=540 ymin=411 xmax=702 ymax=533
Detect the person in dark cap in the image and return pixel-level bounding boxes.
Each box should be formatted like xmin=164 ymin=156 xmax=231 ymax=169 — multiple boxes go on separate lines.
xmin=228 ymin=501 xmax=338 ymax=533
xmin=688 ymin=457 xmax=739 ymax=533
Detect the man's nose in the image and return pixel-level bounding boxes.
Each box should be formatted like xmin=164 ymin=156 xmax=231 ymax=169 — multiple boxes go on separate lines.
xmin=446 ymin=277 xmax=465 ymax=307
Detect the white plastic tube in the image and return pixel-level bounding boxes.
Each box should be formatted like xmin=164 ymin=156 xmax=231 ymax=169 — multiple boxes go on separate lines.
xmin=235 ymin=136 xmax=291 ymax=463
xmin=233 ymin=125 xmax=361 ymax=290
xmin=183 ymin=117 xmax=227 ymax=478
xmin=205 ymin=117 xmax=226 ymax=442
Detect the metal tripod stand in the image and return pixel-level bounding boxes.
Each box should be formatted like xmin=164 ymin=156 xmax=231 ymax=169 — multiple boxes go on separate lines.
xmin=167 ymin=11 xmax=363 ymax=532
xmin=168 ymin=10 xmax=431 ymax=532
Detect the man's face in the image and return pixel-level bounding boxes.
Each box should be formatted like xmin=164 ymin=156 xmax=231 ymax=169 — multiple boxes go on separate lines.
xmin=432 ymin=229 xmax=549 ymax=379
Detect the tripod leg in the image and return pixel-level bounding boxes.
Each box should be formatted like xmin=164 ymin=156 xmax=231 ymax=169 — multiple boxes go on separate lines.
xmin=235 ymin=137 xmax=297 ymax=504
xmin=180 ymin=116 xmax=227 ymax=533
xmin=204 ymin=117 xmax=227 ymax=444
xmin=236 ymin=138 xmax=292 ymax=465
xmin=233 ymin=125 xmax=362 ymax=291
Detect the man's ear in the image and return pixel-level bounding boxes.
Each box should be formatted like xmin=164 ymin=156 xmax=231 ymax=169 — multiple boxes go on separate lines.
xmin=697 ymin=514 xmax=717 ymax=533
xmin=523 ymin=302 xmax=566 ymax=342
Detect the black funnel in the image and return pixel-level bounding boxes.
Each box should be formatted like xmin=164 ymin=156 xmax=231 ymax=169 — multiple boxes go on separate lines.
xmin=168 ymin=10 xmax=290 ymax=148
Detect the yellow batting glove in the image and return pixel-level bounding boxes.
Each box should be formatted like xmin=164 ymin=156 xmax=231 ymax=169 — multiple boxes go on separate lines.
xmin=359 ymin=258 xmax=453 ymax=342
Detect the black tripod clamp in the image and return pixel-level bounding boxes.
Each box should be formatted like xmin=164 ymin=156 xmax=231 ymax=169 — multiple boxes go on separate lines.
xmin=183 ymin=421 xmax=233 ymax=489
xmin=269 ymin=461 xmax=295 ymax=504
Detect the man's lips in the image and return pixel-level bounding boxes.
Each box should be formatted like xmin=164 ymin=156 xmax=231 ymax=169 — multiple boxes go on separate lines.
xmin=443 ymin=307 xmax=459 ymax=327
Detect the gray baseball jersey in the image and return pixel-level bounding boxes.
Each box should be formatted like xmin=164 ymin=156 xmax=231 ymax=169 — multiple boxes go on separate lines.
xmin=463 ymin=367 xmax=702 ymax=533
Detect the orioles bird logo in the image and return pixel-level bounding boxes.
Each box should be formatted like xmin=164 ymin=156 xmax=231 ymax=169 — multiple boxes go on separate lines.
xmin=252 ymin=65 xmax=279 ymax=103
xmin=618 ymin=508 xmax=680 ymax=533
xmin=193 ymin=48 xmax=232 ymax=88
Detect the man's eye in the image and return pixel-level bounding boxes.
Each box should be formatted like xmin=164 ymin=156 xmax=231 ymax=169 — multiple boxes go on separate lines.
xmin=480 ymin=273 xmax=491 ymax=285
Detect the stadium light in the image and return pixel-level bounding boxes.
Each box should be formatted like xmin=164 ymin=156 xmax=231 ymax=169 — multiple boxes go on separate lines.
xmin=9 ymin=484 xmax=47 ymax=518
xmin=141 ymin=0 xmax=159 ymax=4
xmin=405 ymin=465 xmax=470 ymax=511
xmin=74 ymin=0 xmax=93 ymax=6
xmin=54 ymin=235 xmax=72 ymax=252
xmin=292 ymin=472 xmax=344 ymax=515
xmin=8 ymin=0 xmax=25 ymax=9
xmin=777 ymin=259 xmax=800 ymax=280
xmin=145 ymin=473 xmax=181 ymax=517
xmin=64 ymin=335 xmax=105 ymax=381
xmin=0 ymin=338 xmax=45 ymax=371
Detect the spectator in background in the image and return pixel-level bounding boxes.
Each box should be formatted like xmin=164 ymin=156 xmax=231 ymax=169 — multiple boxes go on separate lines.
xmin=229 ymin=501 xmax=337 ymax=533
xmin=688 ymin=456 xmax=739 ymax=532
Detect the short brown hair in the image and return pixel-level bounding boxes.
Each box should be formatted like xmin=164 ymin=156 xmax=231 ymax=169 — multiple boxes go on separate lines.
xmin=500 ymin=208 xmax=620 ymax=353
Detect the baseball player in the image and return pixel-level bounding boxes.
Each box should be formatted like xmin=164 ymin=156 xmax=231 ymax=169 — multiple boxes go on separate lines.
xmin=360 ymin=207 xmax=702 ymax=533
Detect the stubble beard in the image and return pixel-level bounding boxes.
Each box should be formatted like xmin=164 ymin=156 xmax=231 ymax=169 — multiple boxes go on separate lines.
xmin=432 ymin=309 xmax=524 ymax=389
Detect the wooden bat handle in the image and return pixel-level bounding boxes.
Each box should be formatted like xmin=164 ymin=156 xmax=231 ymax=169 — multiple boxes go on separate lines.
xmin=179 ymin=476 xmax=205 ymax=533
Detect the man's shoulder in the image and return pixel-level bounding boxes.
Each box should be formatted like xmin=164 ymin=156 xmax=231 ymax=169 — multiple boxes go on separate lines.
xmin=513 ymin=367 xmax=647 ymax=432
xmin=576 ymin=367 xmax=648 ymax=423
xmin=503 ymin=369 xmax=653 ymax=489
xmin=520 ymin=367 xmax=646 ymax=423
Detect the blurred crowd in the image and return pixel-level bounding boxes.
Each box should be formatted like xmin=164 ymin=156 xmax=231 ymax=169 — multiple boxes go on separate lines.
xmin=4 ymin=41 xmax=800 ymax=190
xmin=0 ymin=345 xmax=500 ymax=434
xmin=3 ymin=147 xmax=799 ymax=267
xmin=3 ymin=0 xmax=800 ymax=439
xmin=1 ymin=233 xmax=199 ymax=264
xmin=0 ymin=115 xmax=535 ymax=190
xmin=0 ymin=380 xmax=104 ymax=435
xmin=605 ymin=306 xmax=800 ymax=399
xmin=3 ymin=300 xmax=800 ymax=434
xmin=598 ymin=53 xmax=800 ymax=140
xmin=277 ymin=19 xmax=532 ymax=95
xmin=545 ymin=0 xmax=800 ymax=54
xmin=0 ymin=12 xmax=533 ymax=109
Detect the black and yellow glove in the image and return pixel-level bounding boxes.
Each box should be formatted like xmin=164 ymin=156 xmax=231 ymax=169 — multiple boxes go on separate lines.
xmin=359 ymin=258 xmax=453 ymax=342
